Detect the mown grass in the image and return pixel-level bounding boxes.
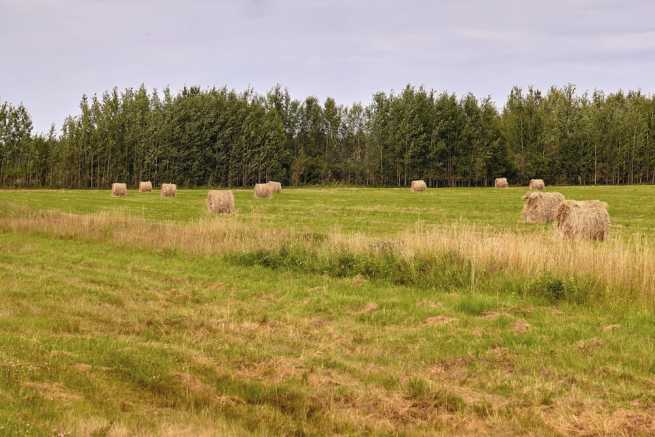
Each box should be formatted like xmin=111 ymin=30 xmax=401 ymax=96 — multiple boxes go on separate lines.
xmin=1 ymin=184 xmax=654 ymax=236
xmin=1 ymin=186 xmax=655 ymax=435
xmin=2 ymin=231 xmax=655 ymax=435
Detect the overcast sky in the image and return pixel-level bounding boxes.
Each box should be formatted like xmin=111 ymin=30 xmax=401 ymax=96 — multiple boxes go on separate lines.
xmin=1 ymin=0 xmax=654 ymax=132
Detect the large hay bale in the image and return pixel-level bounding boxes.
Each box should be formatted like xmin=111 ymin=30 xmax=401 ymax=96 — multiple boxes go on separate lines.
xmin=410 ymin=180 xmax=427 ymax=192
xmin=160 ymin=183 xmax=177 ymax=198
xmin=111 ymin=183 xmax=127 ymax=197
xmin=207 ymin=190 xmax=235 ymax=214
xmin=254 ymin=183 xmax=272 ymax=198
xmin=267 ymin=181 xmax=282 ymax=193
xmin=138 ymin=181 xmax=152 ymax=192
xmin=556 ymin=200 xmax=610 ymax=241
xmin=521 ymin=192 xmax=565 ymax=224
xmin=528 ymin=179 xmax=545 ymax=190
xmin=495 ymin=178 xmax=509 ymax=188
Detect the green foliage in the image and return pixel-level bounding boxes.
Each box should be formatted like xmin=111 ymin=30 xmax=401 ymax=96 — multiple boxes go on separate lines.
xmin=526 ymin=274 xmax=595 ymax=304
xmin=455 ymin=294 xmax=498 ymax=315
xmin=3 ymin=83 xmax=654 ymax=188
xmin=231 ymin=246 xmax=476 ymax=291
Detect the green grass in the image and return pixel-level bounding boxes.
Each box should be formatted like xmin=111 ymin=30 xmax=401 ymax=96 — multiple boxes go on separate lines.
xmin=1 ymin=186 xmax=655 ymax=435
xmin=1 ymin=184 xmax=654 ymax=236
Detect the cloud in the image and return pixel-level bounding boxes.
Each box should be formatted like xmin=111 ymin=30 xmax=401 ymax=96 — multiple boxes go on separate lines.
xmin=0 ymin=0 xmax=654 ymax=131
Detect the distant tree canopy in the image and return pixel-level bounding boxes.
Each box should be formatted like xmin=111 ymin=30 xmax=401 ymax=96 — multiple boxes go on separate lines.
xmin=1 ymin=84 xmax=655 ymax=188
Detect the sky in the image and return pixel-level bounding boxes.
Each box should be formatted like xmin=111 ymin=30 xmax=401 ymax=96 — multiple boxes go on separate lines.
xmin=1 ymin=0 xmax=654 ymax=132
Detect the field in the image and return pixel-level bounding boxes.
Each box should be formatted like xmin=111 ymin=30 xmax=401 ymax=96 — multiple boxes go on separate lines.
xmin=1 ymin=186 xmax=655 ymax=436
xmin=2 ymin=185 xmax=655 ymax=236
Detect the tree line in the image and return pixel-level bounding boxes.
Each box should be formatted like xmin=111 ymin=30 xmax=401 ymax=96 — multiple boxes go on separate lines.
xmin=1 ymin=84 xmax=654 ymax=188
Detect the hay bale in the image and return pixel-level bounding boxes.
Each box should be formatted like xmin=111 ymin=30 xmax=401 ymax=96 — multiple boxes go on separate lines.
xmin=160 ymin=183 xmax=177 ymax=198
xmin=556 ymin=200 xmax=610 ymax=241
xmin=267 ymin=181 xmax=282 ymax=193
xmin=138 ymin=181 xmax=152 ymax=192
xmin=528 ymin=179 xmax=545 ymax=190
xmin=410 ymin=180 xmax=427 ymax=192
xmin=254 ymin=183 xmax=272 ymax=199
xmin=495 ymin=178 xmax=509 ymax=188
xmin=521 ymin=192 xmax=565 ymax=224
xmin=207 ymin=190 xmax=235 ymax=214
xmin=111 ymin=183 xmax=127 ymax=197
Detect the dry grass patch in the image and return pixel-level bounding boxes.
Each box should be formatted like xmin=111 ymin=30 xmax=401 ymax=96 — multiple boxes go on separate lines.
xmin=511 ymin=320 xmax=530 ymax=334
xmin=356 ymin=303 xmax=379 ymax=315
xmin=2 ymin=209 xmax=655 ymax=304
xmin=425 ymin=316 xmax=458 ymax=326
xmin=542 ymin=397 xmax=655 ymax=436
xmin=23 ymin=382 xmax=83 ymax=402
xmin=602 ymin=324 xmax=621 ymax=332
xmin=72 ymin=363 xmax=92 ymax=372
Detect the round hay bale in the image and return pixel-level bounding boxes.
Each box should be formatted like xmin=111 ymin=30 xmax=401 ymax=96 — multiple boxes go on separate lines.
xmin=267 ymin=181 xmax=282 ymax=193
xmin=161 ymin=183 xmax=177 ymax=198
xmin=138 ymin=181 xmax=153 ymax=192
xmin=495 ymin=178 xmax=509 ymax=188
xmin=111 ymin=183 xmax=127 ymax=197
xmin=254 ymin=183 xmax=272 ymax=199
xmin=410 ymin=180 xmax=427 ymax=192
xmin=207 ymin=190 xmax=235 ymax=214
xmin=528 ymin=179 xmax=545 ymax=190
xmin=556 ymin=200 xmax=610 ymax=241
xmin=521 ymin=191 xmax=565 ymax=224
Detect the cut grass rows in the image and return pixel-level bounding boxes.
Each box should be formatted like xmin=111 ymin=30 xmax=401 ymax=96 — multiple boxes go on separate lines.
xmin=1 ymin=228 xmax=655 ymax=435
xmin=1 ymin=186 xmax=655 ymax=435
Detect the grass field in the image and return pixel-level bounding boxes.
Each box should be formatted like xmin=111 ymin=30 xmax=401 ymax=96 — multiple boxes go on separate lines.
xmin=1 ymin=186 xmax=655 ymax=435
xmin=1 ymin=185 xmax=654 ymax=236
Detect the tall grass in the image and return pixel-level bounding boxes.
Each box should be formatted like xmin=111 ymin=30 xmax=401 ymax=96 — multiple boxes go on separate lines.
xmin=1 ymin=207 xmax=654 ymax=306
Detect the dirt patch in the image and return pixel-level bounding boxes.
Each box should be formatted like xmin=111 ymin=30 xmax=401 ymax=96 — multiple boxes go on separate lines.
xmin=430 ymin=356 xmax=472 ymax=378
xmin=576 ymin=337 xmax=603 ymax=351
xmin=484 ymin=347 xmax=515 ymax=373
xmin=205 ymin=282 xmax=226 ymax=291
xmin=351 ymin=274 xmax=367 ymax=288
xmin=425 ymin=315 xmax=458 ymax=326
xmin=176 ymin=372 xmax=215 ymax=399
xmin=72 ymin=363 xmax=92 ymax=372
xmin=235 ymin=356 xmax=304 ymax=384
xmin=511 ymin=320 xmax=530 ymax=334
xmin=23 ymin=382 xmax=82 ymax=402
xmin=481 ymin=311 xmax=512 ymax=321
xmin=311 ymin=318 xmax=328 ymax=327
xmin=358 ymin=303 xmax=379 ymax=314
xmin=417 ymin=300 xmax=442 ymax=309
xmin=50 ymin=350 xmax=77 ymax=358
xmin=174 ymin=372 xmax=243 ymax=407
